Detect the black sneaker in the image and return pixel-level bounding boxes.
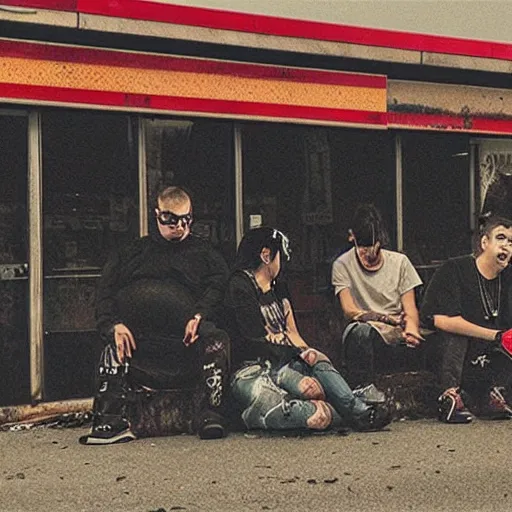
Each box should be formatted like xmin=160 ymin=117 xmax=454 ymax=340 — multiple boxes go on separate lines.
xmin=480 ymin=386 xmax=512 ymax=420
xmin=197 ymin=411 xmax=226 ymax=440
xmin=438 ymin=387 xmax=473 ymax=424
xmin=79 ymin=419 xmax=136 ymax=445
xmin=367 ymin=401 xmax=393 ymax=431
xmin=353 ymin=401 xmax=393 ymax=432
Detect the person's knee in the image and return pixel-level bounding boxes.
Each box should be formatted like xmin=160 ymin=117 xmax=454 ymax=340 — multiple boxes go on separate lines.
xmin=300 ymin=348 xmax=331 ymax=366
xmin=344 ymin=323 xmax=374 ymax=344
xmin=306 ymin=400 xmax=333 ymax=430
xmin=298 ymin=376 xmax=325 ymax=400
xmin=201 ymin=325 xmax=230 ymax=355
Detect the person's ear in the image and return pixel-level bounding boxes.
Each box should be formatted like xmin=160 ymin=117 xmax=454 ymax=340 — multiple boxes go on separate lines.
xmin=481 ymin=235 xmax=489 ymax=251
xmin=260 ymin=247 xmax=271 ymax=265
xmin=348 ymin=229 xmax=355 ymax=243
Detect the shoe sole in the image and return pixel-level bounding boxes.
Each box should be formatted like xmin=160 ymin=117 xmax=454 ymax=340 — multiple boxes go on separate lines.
xmin=199 ymin=424 xmax=225 ymax=440
xmin=438 ymin=415 xmax=473 ymax=424
xmin=79 ymin=430 xmax=136 ymax=445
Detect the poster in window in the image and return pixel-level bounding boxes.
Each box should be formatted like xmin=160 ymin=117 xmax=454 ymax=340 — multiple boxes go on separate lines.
xmin=479 ymin=139 xmax=512 ymax=219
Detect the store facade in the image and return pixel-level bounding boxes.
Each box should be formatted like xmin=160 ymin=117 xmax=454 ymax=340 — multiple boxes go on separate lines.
xmin=0 ymin=1 xmax=511 ymax=409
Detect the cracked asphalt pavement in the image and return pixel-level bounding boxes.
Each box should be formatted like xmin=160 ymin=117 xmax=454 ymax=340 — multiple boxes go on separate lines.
xmin=1 ymin=418 xmax=511 ymax=512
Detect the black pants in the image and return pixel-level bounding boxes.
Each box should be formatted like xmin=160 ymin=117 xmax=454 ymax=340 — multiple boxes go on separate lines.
xmin=91 ymin=322 xmax=230 ymax=428
xmin=438 ymin=332 xmax=512 ymax=398
xmin=342 ymin=322 xmax=421 ymax=388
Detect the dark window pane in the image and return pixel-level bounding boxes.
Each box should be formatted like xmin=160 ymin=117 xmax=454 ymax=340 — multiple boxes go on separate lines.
xmin=0 ymin=115 xmax=29 ymax=406
xmin=241 ymin=122 xmax=394 ymax=353
xmin=402 ymin=133 xmax=471 ymax=265
xmin=42 ymin=110 xmax=139 ymax=400
xmin=145 ymin=118 xmax=236 ymax=263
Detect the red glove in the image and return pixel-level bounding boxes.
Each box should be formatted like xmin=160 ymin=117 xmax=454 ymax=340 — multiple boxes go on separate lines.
xmin=494 ymin=329 xmax=512 ymax=360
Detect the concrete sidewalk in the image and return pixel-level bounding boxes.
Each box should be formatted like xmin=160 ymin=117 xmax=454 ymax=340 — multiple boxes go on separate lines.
xmin=1 ymin=418 xmax=511 ymax=512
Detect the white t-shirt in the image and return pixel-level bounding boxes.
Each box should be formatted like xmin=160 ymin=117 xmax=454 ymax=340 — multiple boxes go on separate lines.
xmin=331 ymin=248 xmax=422 ymax=315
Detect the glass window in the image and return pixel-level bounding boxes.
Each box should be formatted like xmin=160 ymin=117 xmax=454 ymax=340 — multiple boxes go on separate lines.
xmin=144 ymin=118 xmax=236 ymax=263
xmin=42 ymin=110 xmax=139 ymax=401
xmin=241 ymin=122 xmax=395 ymax=354
xmin=0 ymin=114 xmax=29 ymax=406
xmin=402 ymin=132 xmax=471 ymax=266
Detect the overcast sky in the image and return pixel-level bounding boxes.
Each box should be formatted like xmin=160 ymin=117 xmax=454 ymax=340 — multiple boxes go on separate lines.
xmin=150 ymin=1 xmax=512 ymax=44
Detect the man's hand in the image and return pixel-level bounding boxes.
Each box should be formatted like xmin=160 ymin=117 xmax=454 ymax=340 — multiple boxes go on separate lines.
xmin=387 ymin=313 xmax=405 ymax=328
xmin=402 ymin=328 xmax=424 ymax=348
xmin=113 ymin=323 xmax=136 ymax=363
xmin=354 ymin=310 xmax=404 ymax=327
xmin=183 ymin=314 xmax=202 ymax=346
xmin=494 ymin=329 xmax=512 ymax=360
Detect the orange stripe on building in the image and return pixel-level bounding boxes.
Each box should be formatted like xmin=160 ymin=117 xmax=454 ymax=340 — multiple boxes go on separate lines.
xmin=0 ymin=50 xmax=386 ymax=116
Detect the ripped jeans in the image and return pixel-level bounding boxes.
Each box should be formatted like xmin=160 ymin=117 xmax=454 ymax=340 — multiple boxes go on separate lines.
xmin=230 ymin=349 xmax=371 ymax=431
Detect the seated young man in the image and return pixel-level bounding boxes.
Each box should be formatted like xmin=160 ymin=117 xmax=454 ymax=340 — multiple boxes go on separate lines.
xmin=80 ymin=186 xmax=230 ymax=445
xmin=225 ymin=227 xmax=392 ymax=434
xmin=421 ymin=214 xmax=512 ymax=424
xmin=331 ymin=204 xmax=424 ymax=388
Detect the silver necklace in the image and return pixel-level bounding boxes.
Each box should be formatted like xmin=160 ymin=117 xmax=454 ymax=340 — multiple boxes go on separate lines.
xmin=475 ymin=267 xmax=501 ymax=320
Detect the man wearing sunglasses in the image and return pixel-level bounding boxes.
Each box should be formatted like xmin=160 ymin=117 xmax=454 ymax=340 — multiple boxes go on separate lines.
xmin=80 ymin=186 xmax=230 ymax=445
xmin=331 ymin=203 xmax=424 ymax=388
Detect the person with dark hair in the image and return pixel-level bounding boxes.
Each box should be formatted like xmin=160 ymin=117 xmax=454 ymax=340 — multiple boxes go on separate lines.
xmin=332 ymin=204 xmax=424 ymax=388
xmin=225 ymin=227 xmax=392 ymax=434
xmin=80 ymin=186 xmax=230 ymax=444
xmin=421 ymin=214 xmax=512 ymax=423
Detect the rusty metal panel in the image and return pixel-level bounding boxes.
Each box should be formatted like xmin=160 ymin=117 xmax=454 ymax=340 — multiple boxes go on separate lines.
xmin=422 ymin=52 xmax=512 ymax=74
xmin=388 ymin=80 xmax=512 ymax=134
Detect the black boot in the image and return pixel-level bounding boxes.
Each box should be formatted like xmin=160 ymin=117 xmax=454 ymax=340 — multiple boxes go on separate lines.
xmin=80 ymin=346 xmax=136 ymax=445
xmin=196 ymin=325 xmax=230 ymax=440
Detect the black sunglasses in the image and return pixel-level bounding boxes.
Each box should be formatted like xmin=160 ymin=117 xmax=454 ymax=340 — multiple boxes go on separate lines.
xmin=156 ymin=210 xmax=193 ymax=226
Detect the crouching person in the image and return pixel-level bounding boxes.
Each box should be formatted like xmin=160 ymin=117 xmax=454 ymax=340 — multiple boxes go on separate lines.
xmin=225 ymin=227 xmax=392 ymax=434
xmin=332 ymin=204 xmax=424 ymax=388
xmin=80 ymin=186 xmax=230 ymax=445
xmin=421 ymin=215 xmax=512 ymax=424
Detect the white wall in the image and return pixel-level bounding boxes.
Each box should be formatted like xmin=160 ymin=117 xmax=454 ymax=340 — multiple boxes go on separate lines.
xmin=147 ymin=0 xmax=512 ymax=44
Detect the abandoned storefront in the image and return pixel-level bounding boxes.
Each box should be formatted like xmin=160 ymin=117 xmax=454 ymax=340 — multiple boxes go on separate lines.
xmin=0 ymin=1 xmax=511 ymax=411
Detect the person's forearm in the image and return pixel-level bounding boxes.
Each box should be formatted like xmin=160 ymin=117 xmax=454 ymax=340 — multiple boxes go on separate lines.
xmin=287 ymin=331 xmax=309 ymax=349
xmin=434 ymin=315 xmax=499 ymax=341
xmin=404 ymin=311 xmax=420 ymax=332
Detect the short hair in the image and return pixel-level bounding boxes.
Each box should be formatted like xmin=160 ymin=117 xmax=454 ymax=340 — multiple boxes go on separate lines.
xmin=350 ymin=203 xmax=389 ymax=247
xmin=156 ymin=186 xmax=191 ymax=206
xmin=474 ymin=212 xmax=512 ymax=256
xmin=233 ymin=227 xmax=290 ymax=271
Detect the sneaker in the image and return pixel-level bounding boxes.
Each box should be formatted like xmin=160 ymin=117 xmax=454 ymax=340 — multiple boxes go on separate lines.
xmin=79 ymin=418 xmax=136 ymax=445
xmin=480 ymin=386 xmax=512 ymax=420
xmin=353 ymin=400 xmax=393 ymax=432
xmin=353 ymin=383 xmax=387 ymax=404
xmin=197 ymin=411 xmax=226 ymax=440
xmin=438 ymin=387 xmax=473 ymax=424
xmin=367 ymin=401 xmax=393 ymax=430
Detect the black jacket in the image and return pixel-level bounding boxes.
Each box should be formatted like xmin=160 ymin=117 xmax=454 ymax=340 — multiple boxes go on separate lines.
xmin=95 ymin=232 xmax=229 ymax=341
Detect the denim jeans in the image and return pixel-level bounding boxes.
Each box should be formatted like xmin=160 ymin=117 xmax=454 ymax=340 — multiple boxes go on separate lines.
xmin=230 ymin=354 xmax=370 ymax=431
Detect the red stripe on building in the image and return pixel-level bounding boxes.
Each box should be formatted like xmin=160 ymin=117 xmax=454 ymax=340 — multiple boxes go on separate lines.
xmin=389 ymin=113 xmax=512 ymax=135
xmin=0 ymin=82 xmax=387 ymax=126
xmin=0 ymin=0 xmax=77 ymax=10
xmin=2 ymin=1 xmax=512 ymax=61
xmin=0 ymin=40 xmax=385 ymax=88
xmin=76 ymin=0 xmax=512 ymax=61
